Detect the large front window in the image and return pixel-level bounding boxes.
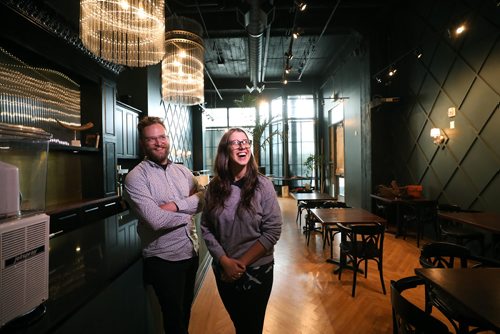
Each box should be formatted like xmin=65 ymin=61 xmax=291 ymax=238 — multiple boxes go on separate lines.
xmin=202 ymin=94 xmax=317 ymax=189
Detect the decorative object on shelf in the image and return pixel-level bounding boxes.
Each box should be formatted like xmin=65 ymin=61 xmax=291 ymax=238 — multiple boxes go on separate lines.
xmin=55 ymin=119 xmax=94 ymax=147
xmin=80 ymin=0 xmax=166 ymax=67
xmin=162 ymin=16 xmax=204 ymax=106
xmin=84 ymin=133 xmax=100 ymax=148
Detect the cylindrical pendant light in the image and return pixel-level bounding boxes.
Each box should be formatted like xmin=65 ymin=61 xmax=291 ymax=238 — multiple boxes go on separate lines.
xmin=80 ymin=0 xmax=165 ymax=67
xmin=162 ymin=16 xmax=204 ymax=106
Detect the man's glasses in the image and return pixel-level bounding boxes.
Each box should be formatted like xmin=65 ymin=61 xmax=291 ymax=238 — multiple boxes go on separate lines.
xmin=143 ymin=135 xmax=168 ymax=143
xmin=229 ymin=139 xmax=252 ymax=148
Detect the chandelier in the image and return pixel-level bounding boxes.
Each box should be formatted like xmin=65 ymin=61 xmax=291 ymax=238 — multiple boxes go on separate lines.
xmin=162 ymin=16 xmax=204 ymax=106
xmin=80 ymin=0 xmax=165 ymax=67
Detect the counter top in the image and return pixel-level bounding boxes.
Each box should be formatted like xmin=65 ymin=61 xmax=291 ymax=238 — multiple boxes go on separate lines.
xmin=45 ymin=195 xmax=123 ymax=216
xmin=0 ymin=210 xmax=141 ymax=334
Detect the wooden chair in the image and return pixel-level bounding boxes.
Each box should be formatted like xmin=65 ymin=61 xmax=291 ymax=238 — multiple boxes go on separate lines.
xmin=419 ymin=242 xmax=494 ymax=333
xmin=295 ymin=200 xmax=307 ymax=227
xmin=391 ymin=276 xmax=451 ymax=334
xmin=438 ymin=204 xmax=485 ymax=255
xmin=338 ymin=222 xmax=386 ymax=297
xmin=320 ymin=202 xmax=351 ymax=257
xmin=400 ymin=200 xmax=438 ymax=247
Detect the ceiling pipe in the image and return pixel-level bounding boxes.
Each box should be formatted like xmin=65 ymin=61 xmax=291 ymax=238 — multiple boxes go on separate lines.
xmin=241 ymin=0 xmax=271 ymax=92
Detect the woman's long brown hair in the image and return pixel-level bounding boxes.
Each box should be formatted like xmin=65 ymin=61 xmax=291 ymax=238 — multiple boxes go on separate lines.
xmin=205 ymin=128 xmax=261 ymax=219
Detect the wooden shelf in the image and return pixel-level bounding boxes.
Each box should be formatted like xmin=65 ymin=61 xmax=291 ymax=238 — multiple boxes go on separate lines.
xmin=49 ymin=143 xmax=99 ymax=153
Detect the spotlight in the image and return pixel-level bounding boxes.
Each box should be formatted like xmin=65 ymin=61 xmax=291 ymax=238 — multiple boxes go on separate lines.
xmin=295 ymin=1 xmax=307 ymax=11
xmin=455 ymin=24 xmax=466 ymax=35
xmin=414 ymin=48 xmax=423 ymax=59
xmin=388 ymin=67 xmax=397 ymax=77
xmin=293 ymin=32 xmax=300 ymax=39
xmin=285 ymin=52 xmax=293 ymax=60
xmin=285 ymin=65 xmax=292 ymax=74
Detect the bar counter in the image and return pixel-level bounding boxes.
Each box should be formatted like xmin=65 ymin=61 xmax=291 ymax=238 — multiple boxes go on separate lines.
xmin=0 ymin=210 xmax=146 ymax=334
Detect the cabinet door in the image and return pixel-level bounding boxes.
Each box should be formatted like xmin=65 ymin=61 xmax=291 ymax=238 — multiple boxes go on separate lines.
xmin=125 ymin=111 xmax=137 ymax=157
xmin=103 ymin=141 xmax=117 ymax=196
xmin=116 ymin=107 xmax=124 ymax=157
xmin=102 ymin=81 xmax=116 ymax=136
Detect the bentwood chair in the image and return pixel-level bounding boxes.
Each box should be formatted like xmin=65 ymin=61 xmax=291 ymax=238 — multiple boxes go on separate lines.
xmin=400 ymin=200 xmax=438 ymax=247
xmin=438 ymin=204 xmax=485 ymax=255
xmin=338 ymin=222 xmax=386 ymax=297
xmin=419 ymin=242 xmax=494 ymax=334
xmin=391 ymin=276 xmax=451 ymax=334
xmin=320 ymin=202 xmax=350 ymax=255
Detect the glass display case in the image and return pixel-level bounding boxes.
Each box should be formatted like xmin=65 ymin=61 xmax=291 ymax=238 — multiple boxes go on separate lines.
xmin=0 ymin=122 xmax=52 ymax=219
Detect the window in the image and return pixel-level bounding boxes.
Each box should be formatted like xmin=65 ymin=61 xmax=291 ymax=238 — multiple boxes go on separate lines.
xmin=202 ymin=95 xmax=317 ymax=191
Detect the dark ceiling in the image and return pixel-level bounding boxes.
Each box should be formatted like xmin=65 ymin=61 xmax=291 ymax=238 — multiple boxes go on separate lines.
xmin=40 ymin=0 xmax=396 ymax=99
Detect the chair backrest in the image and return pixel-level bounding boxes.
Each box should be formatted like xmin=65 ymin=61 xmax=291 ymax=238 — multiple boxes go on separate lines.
xmin=419 ymin=242 xmax=470 ymax=268
xmin=391 ymin=276 xmax=451 ymax=334
xmin=320 ymin=201 xmax=350 ymax=209
xmin=438 ymin=204 xmax=461 ymax=212
xmin=338 ymin=222 xmax=385 ymax=259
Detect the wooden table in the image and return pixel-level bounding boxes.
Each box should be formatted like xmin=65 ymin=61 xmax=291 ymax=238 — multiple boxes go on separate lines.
xmin=370 ymin=194 xmax=435 ymax=237
xmin=438 ymin=211 xmax=500 ymax=234
xmin=291 ymin=192 xmax=335 ymax=202
xmin=415 ymin=268 xmax=500 ymax=332
xmin=310 ymin=207 xmax=386 ymax=270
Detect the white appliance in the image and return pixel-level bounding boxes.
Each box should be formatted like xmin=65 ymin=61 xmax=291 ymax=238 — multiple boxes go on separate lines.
xmin=0 ymin=161 xmax=20 ymax=218
xmin=0 ymin=213 xmax=49 ymax=328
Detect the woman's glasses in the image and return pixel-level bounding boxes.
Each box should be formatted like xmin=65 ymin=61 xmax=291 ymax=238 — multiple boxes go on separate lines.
xmin=228 ymin=139 xmax=252 ymax=148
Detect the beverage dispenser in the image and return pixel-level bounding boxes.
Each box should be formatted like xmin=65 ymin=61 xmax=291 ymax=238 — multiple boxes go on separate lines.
xmin=0 ymin=122 xmax=51 ymax=328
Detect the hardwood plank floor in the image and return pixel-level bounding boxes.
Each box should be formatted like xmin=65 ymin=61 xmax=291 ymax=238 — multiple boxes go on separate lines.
xmin=188 ymin=197 xmax=452 ymax=334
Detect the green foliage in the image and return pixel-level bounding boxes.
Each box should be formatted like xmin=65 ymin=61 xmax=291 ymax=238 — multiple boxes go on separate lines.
xmin=304 ymin=154 xmax=323 ymax=177
xmin=233 ymin=93 xmax=284 ymax=166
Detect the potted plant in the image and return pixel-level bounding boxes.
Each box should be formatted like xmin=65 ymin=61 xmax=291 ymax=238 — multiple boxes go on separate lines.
xmin=304 ymin=153 xmax=323 ymax=177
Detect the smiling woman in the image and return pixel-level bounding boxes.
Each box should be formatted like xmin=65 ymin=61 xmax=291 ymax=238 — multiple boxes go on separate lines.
xmin=201 ymin=127 xmax=283 ymax=334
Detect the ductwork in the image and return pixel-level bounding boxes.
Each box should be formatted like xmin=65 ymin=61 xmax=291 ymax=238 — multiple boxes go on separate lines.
xmin=243 ymin=0 xmax=270 ymax=92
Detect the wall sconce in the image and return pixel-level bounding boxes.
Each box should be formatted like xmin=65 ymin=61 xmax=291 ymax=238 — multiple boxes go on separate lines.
xmin=430 ymin=128 xmax=447 ymax=146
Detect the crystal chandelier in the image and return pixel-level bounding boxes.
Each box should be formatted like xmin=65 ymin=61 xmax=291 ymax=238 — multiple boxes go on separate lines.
xmin=162 ymin=16 xmax=204 ymax=106
xmin=80 ymin=0 xmax=165 ymax=67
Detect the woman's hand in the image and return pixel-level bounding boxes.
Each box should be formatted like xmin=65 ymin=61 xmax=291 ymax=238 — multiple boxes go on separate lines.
xmin=219 ymin=255 xmax=246 ymax=282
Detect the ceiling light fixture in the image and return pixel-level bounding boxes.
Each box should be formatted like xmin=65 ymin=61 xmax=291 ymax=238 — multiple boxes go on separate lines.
xmin=296 ymin=1 xmax=307 ymax=11
xmin=80 ymin=0 xmax=165 ymax=67
xmin=388 ymin=66 xmax=397 ymax=77
xmin=162 ymin=16 xmax=205 ymax=106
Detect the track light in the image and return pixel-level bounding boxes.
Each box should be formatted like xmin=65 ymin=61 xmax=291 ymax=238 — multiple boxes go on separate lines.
xmin=285 ymin=65 xmax=292 ymax=74
xmin=414 ymin=48 xmax=423 ymax=59
xmin=285 ymin=52 xmax=293 ymax=60
xmin=295 ymin=1 xmax=307 ymax=11
xmin=293 ymin=32 xmax=300 ymax=39
xmin=388 ymin=66 xmax=397 ymax=77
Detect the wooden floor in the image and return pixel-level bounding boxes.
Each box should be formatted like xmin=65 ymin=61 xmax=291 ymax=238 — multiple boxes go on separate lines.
xmin=188 ymin=197 xmax=450 ymax=334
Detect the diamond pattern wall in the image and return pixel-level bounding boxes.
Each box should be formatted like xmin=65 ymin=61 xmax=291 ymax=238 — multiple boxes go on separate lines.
xmin=373 ymin=0 xmax=500 ymax=212
xmin=161 ymin=102 xmax=193 ymax=169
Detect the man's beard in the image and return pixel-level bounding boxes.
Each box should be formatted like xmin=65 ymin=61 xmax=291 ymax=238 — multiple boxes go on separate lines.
xmin=147 ymin=145 xmax=169 ymax=165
